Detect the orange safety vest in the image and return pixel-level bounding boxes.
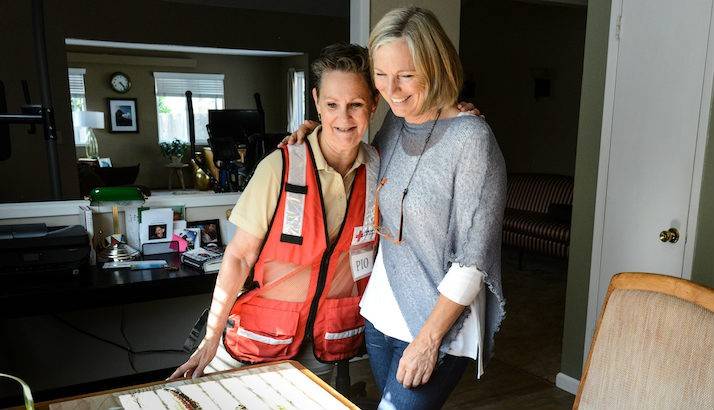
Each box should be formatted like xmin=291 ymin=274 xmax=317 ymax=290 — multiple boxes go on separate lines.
xmin=224 ymin=142 xmax=380 ymax=364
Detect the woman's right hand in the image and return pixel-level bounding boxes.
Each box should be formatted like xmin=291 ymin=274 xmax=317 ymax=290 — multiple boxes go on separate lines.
xmin=167 ymin=338 xmax=220 ymax=380
xmin=278 ymin=120 xmax=320 ymax=147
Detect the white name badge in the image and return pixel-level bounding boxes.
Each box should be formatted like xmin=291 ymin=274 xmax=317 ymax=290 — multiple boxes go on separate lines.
xmin=349 ymin=245 xmax=374 ymax=281
xmin=352 ymin=225 xmax=376 ymax=246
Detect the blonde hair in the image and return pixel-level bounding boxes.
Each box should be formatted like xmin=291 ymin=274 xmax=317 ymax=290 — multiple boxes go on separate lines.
xmin=369 ymin=7 xmax=463 ymax=116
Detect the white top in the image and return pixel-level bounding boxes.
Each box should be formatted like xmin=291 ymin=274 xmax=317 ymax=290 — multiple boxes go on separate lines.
xmin=360 ymin=246 xmax=487 ymax=378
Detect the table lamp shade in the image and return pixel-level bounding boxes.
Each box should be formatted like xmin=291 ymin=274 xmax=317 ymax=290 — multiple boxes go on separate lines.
xmin=72 ymin=111 xmax=105 ymax=129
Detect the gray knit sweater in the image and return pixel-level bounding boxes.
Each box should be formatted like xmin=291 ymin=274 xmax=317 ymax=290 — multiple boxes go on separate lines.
xmin=372 ymin=110 xmax=507 ymax=363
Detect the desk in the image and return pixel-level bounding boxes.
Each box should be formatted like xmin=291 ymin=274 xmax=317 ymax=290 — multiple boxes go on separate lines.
xmin=0 ymin=253 xmax=216 ymax=318
xmin=0 ymin=254 xmax=216 ymax=406
xmin=41 ymin=361 xmax=357 ymax=410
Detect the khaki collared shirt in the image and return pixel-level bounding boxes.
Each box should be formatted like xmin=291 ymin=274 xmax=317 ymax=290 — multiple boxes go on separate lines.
xmin=229 ymin=126 xmax=367 ymax=243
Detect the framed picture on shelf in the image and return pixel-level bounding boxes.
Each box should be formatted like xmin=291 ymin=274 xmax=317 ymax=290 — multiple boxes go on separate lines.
xmin=107 ymin=98 xmax=139 ymax=133
xmin=139 ymin=208 xmax=174 ymax=245
xmin=187 ymin=219 xmax=222 ymax=249
xmin=176 ymin=228 xmax=201 ymax=251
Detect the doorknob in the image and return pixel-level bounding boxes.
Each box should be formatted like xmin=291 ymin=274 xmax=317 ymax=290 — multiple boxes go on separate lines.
xmin=659 ymin=228 xmax=680 ymax=243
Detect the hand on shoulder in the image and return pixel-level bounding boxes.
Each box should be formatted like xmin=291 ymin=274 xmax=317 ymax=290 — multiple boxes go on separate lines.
xmin=278 ymin=120 xmax=320 ymax=148
xmin=455 ymin=101 xmax=484 ymax=118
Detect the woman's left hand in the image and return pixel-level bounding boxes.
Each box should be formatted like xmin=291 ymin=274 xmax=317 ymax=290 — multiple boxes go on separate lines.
xmin=396 ymin=333 xmax=441 ymax=388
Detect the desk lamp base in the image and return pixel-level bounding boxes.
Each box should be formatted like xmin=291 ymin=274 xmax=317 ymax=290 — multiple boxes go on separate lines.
xmin=97 ymin=242 xmax=140 ymax=262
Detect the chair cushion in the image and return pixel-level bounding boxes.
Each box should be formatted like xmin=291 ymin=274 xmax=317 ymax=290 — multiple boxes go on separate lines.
xmin=579 ymin=289 xmax=714 ymax=409
xmin=503 ymin=208 xmax=570 ymax=243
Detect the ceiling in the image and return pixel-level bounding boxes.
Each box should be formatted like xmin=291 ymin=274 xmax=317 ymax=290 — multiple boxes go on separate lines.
xmin=160 ymin=0 xmax=350 ymax=17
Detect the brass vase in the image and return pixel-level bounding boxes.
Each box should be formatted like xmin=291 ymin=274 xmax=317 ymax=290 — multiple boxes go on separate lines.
xmin=202 ymin=147 xmax=220 ymax=181
xmin=191 ymin=159 xmax=211 ymax=191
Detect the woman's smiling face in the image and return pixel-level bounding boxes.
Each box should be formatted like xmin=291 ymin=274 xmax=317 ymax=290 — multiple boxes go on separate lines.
xmin=313 ymin=70 xmax=376 ymax=152
xmin=372 ymin=37 xmax=428 ymax=123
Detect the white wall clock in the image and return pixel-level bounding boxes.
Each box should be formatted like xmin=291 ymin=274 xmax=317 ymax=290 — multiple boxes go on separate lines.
xmin=109 ymin=72 xmax=131 ymax=93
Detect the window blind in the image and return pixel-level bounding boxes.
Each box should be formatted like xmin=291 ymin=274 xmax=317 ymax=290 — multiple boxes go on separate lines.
xmin=68 ymin=68 xmax=86 ymax=96
xmin=154 ymin=72 xmax=225 ymax=97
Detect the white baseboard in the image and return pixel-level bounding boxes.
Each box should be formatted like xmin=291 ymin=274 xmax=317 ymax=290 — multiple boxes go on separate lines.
xmin=556 ymin=372 xmax=580 ymax=395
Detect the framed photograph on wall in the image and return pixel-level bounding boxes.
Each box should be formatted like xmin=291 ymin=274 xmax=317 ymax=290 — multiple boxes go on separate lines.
xmin=107 ymin=98 xmax=139 ymax=133
xmin=187 ymin=219 xmax=222 ymax=249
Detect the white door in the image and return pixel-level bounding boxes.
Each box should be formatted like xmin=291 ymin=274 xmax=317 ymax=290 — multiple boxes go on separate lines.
xmin=585 ymin=0 xmax=714 ymax=358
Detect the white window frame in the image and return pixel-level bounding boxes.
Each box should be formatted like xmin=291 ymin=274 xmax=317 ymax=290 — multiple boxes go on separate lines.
xmin=154 ymin=72 xmax=225 ymax=145
xmin=68 ymin=68 xmax=87 ymax=146
xmin=287 ymin=69 xmax=306 ymax=132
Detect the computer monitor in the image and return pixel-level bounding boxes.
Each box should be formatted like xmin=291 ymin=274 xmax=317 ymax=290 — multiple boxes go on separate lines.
xmin=207 ymin=109 xmax=264 ymax=147
xmin=207 ymin=109 xmax=267 ymax=168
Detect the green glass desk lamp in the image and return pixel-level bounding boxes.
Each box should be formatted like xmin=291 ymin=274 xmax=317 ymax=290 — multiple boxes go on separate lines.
xmin=89 ymin=186 xmax=145 ymax=262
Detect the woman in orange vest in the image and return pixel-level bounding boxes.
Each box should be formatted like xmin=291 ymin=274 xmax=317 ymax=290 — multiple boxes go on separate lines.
xmin=169 ymin=43 xmax=381 ymax=380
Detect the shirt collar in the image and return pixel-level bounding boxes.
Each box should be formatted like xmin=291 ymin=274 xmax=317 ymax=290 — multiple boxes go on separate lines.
xmin=307 ymin=125 xmax=366 ymax=174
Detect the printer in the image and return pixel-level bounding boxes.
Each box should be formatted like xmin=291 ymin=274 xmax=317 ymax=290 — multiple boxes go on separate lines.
xmin=0 ymin=224 xmax=90 ymax=276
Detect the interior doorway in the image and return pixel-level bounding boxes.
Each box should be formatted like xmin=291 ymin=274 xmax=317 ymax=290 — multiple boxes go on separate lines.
xmin=460 ymin=0 xmax=587 ymax=396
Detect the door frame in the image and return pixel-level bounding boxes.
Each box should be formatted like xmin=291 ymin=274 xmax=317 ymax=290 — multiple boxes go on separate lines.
xmin=350 ymin=0 xmax=370 ymax=141
xmin=583 ymin=0 xmax=714 ymax=363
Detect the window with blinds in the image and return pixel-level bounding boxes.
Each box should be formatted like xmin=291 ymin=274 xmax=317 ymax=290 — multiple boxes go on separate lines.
xmin=68 ymin=68 xmax=87 ymax=145
xmin=288 ymin=70 xmax=306 ymax=132
xmin=154 ymin=72 xmax=225 ymax=144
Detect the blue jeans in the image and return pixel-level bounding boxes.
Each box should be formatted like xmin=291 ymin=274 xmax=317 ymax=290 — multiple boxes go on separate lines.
xmin=365 ymin=320 xmax=470 ymax=410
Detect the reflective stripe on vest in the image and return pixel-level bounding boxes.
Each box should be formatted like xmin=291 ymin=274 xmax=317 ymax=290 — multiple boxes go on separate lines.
xmin=281 ymin=143 xmax=308 ymax=244
xmin=282 ymin=143 xmax=380 ymax=245
xmin=324 ymin=325 xmax=365 ymax=340
xmin=362 ymin=144 xmax=379 ymax=230
xmin=237 ymin=327 xmax=294 ymax=345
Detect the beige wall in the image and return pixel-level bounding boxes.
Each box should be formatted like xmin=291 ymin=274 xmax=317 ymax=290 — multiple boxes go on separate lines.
xmin=460 ymin=0 xmax=586 ymax=177
xmin=70 ymin=50 xmax=306 ymax=189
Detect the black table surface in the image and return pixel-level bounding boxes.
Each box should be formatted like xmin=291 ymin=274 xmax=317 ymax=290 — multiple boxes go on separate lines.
xmin=0 ymin=253 xmax=217 ymax=318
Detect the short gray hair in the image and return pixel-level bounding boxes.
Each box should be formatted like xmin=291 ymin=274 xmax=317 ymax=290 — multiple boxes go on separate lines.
xmin=311 ymin=43 xmax=377 ymax=97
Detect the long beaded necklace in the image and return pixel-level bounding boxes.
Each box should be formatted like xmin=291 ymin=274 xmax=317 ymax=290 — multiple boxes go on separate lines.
xmin=377 ymin=109 xmax=442 ymax=242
